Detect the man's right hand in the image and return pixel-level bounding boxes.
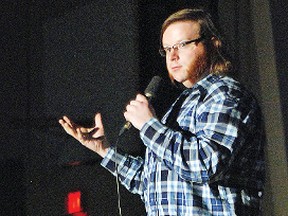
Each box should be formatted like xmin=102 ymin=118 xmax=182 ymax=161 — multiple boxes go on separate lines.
xmin=58 ymin=113 xmax=110 ymax=158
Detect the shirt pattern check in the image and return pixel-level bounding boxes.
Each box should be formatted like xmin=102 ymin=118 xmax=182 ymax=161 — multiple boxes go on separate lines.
xmin=101 ymin=74 xmax=265 ymax=216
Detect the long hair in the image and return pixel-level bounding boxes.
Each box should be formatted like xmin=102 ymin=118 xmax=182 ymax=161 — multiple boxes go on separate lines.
xmin=160 ymin=8 xmax=232 ymax=75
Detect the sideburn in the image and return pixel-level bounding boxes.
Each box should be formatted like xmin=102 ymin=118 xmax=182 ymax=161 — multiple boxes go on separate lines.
xmin=187 ymin=54 xmax=209 ymax=84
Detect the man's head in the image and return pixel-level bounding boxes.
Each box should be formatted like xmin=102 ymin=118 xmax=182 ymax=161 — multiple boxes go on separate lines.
xmin=160 ymin=8 xmax=231 ymax=88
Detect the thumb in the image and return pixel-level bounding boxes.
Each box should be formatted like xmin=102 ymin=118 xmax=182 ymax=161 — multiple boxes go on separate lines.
xmin=94 ymin=113 xmax=104 ymax=129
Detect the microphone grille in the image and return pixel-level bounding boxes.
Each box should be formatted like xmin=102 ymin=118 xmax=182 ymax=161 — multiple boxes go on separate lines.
xmin=144 ymin=76 xmax=163 ymax=98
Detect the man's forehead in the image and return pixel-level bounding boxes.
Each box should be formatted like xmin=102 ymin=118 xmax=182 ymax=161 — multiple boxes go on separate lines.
xmin=165 ymin=21 xmax=200 ymax=33
xmin=162 ymin=21 xmax=201 ymax=42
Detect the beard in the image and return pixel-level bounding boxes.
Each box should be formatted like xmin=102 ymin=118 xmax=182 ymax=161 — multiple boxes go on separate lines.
xmin=188 ymin=54 xmax=209 ymax=81
xmin=168 ymin=54 xmax=209 ymax=86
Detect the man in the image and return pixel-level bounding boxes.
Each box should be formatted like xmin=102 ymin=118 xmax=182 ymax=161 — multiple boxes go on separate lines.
xmin=59 ymin=8 xmax=265 ymax=215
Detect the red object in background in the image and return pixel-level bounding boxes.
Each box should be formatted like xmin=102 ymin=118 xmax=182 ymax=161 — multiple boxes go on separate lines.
xmin=66 ymin=190 xmax=88 ymax=216
xmin=67 ymin=191 xmax=82 ymax=214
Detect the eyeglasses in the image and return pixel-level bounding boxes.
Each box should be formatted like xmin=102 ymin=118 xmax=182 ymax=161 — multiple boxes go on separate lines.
xmin=159 ymin=37 xmax=204 ymax=57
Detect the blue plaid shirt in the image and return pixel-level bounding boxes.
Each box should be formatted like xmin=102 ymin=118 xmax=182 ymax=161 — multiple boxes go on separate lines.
xmin=101 ymin=74 xmax=265 ymax=215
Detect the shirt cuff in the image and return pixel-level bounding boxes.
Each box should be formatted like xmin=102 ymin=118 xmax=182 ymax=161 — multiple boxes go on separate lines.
xmin=100 ymin=146 xmax=127 ymax=173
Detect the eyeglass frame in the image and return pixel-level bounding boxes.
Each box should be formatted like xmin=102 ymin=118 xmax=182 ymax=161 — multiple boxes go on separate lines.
xmin=159 ymin=36 xmax=204 ymax=57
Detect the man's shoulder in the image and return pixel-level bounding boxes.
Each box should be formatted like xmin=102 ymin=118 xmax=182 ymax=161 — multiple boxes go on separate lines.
xmin=204 ymin=74 xmax=241 ymax=88
xmin=194 ymin=74 xmax=254 ymax=103
xmin=195 ymin=74 xmax=240 ymax=92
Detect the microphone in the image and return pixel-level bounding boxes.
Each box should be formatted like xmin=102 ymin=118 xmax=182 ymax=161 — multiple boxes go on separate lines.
xmin=118 ymin=76 xmax=163 ymax=136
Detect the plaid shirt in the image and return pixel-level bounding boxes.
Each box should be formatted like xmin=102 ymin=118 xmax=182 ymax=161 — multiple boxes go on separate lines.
xmin=101 ymin=74 xmax=265 ymax=215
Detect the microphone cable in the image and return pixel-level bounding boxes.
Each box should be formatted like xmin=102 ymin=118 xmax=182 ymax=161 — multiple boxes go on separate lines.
xmin=113 ymin=76 xmax=163 ymax=215
xmin=114 ymin=137 xmax=123 ymax=216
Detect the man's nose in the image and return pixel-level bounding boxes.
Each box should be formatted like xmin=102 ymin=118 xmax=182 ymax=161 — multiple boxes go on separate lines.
xmin=168 ymin=48 xmax=179 ymax=60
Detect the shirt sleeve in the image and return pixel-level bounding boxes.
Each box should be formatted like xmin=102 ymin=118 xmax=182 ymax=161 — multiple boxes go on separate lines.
xmin=100 ymin=146 xmax=145 ymax=197
xmin=139 ymin=88 xmax=255 ymax=183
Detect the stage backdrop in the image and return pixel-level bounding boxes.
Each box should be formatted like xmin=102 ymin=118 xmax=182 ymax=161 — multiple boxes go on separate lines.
xmin=0 ymin=1 xmax=219 ymax=215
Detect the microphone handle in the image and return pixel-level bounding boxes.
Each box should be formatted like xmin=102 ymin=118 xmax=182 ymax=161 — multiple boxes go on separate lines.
xmin=118 ymin=94 xmax=153 ymax=136
xmin=118 ymin=121 xmax=131 ymax=136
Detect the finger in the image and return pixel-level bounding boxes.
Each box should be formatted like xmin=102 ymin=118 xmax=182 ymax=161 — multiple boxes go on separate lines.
xmin=60 ymin=121 xmax=77 ymax=137
xmin=123 ymin=111 xmax=129 ymax=120
xmin=76 ymin=128 xmax=85 ymax=142
xmin=59 ymin=116 xmax=70 ymax=127
xmin=126 ymin=103 xmax=139 ymax=113
xmin=59 ymin=118 xmax=70 ymax=130
xmin=62 ymin=116 xmax=75 ymax=128
xmin=58 ymin=118 xmax=65 ymax=126
xmin=136 ymin=94 xmax=148 ymax=103
xmin=94 ymin=113 xmax=104 ymax=129
xmin=129 ymin=100 xmax=142 ymax=107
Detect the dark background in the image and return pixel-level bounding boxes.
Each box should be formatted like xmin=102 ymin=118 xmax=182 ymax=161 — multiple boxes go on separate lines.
xmin=1 ymin=0 xmax=287 ymax=215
